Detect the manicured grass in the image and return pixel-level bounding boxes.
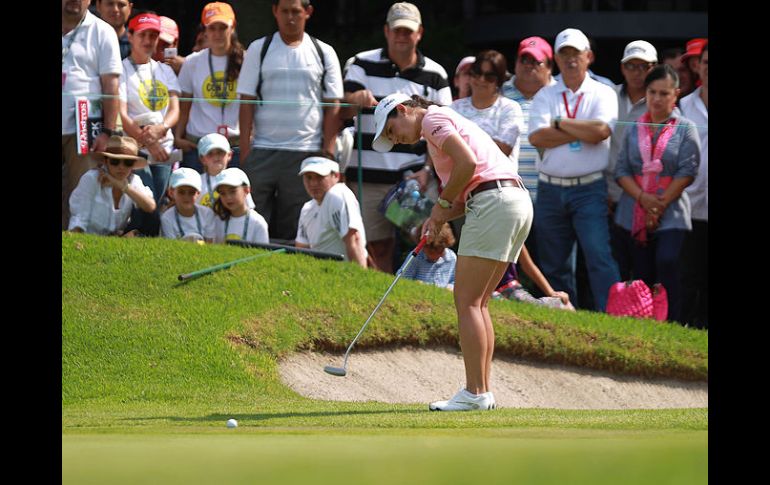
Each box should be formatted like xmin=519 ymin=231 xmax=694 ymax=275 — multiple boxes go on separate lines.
xmin=62 ymin=233 xmax=708 ymax=483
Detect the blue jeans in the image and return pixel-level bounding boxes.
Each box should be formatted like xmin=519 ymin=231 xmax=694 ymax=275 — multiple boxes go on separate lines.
xmin=535 ymin=179 xmax=620 ymax=311
xmin=629 ymin=229 xmax=686 ymax=323
xmin=180 ymin=146 xmax=240 ymax=173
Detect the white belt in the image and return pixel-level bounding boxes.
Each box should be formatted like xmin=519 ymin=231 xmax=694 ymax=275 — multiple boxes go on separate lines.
xmin=539 ymin=172 xmax=603 ymax=187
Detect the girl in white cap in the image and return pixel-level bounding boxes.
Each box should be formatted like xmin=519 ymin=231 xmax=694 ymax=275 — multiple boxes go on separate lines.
xmin=69 ymin=136 xmax=157 ymax=236
xmin=160 ymin=168 xmax=217 ymax=243
xmin=372 ymin=93 xmax=533 ymax=411
xmin=196 ymin=133 xmax=255 ymax=210
xmin=212 ymin=168 xmax=269 ymax=244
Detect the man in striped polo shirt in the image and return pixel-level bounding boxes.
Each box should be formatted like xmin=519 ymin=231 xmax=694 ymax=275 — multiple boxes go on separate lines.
xmin=342 ymin=2 xmax=452 ymax=273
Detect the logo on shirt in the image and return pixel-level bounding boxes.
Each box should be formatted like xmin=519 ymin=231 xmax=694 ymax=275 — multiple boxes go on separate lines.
xmin=138 ymin=79 xmax=170 ymax=111
xmin=431 ymin=126 xmax=443 ymax=136
xmin=203 ymin=73 xmax=237 ymax=107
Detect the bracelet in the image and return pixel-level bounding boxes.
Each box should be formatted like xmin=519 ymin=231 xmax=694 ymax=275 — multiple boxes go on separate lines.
xmin=553 ymin=116 xmax=561 ymax=130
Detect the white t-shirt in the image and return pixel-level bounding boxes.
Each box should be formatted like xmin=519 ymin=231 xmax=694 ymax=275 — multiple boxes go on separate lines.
xmin=120 ymin=58 xmax=180 ymax=155
xmin=237 ymin=33 xmax=343 ymax=151
xmin=295 ymin=183 xmax=366 ymax=260
xmin=68 ymin=169 xmax=153 ymax=234
xmin=450 ymin=96 xmax=524 ymax=171
xmin=62 ymin=11 xmax=122 ymax=135
xmin=177 ymin=48 xmax=240 ymax=139
xmin=529 ymin=75 xmax=618 ymax=177
xmin=679 ymin=88 xmax=708 ymax=221
xmin=214 ymin=210 xmax=269 ymax=244
xmin=160 ymin=205 xmax=217 ymax=240
xmin=196 ymin=173 xmax=256 ymax=210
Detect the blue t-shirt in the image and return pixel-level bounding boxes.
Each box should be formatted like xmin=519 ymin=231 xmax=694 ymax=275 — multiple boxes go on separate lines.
xmin=402 ymin=249 xmax=456 ymax=288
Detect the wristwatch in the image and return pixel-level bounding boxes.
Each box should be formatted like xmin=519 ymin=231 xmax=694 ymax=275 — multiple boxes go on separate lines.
xmin=437 ymin=198 xmax=452 ymax=209
xmin=101 ymin=127 xmax=115 ymax=137
xmin=553 ymin=116 xmax=561 ymax=130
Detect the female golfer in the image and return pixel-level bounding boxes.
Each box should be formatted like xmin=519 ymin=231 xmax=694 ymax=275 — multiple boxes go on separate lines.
xmin=372 ymin=93 xmax=533 ymax=411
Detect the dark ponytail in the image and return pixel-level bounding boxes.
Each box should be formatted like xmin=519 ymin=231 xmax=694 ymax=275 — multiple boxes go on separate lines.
xmin=227 ymin=30 xmax=244 ymax=83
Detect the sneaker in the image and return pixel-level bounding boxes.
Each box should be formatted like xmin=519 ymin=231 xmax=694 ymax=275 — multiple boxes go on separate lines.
xmin=429 ymin=388 xmax=494 ymax=411
xmin=484 ymin=391 xmax=496 ymax=409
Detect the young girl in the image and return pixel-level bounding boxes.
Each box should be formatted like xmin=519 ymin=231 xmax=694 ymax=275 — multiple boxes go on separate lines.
xmin=160 ymin=168 xmax=217 ymax=243
xmin=68 ymin=136 xmax=156 ymax=236
xmin=196 ymin=133 xmax=255 ymax=210
xmin=213 ymin=168 xmax=269 ymax=244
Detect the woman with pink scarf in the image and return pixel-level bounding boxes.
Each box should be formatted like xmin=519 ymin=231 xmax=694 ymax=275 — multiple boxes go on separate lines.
xmin=614 ymin=64 xmax=701 ymax=323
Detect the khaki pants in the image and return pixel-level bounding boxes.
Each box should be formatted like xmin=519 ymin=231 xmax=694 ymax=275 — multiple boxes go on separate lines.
xmin=62 ymin=134 xmax=97 ymax=230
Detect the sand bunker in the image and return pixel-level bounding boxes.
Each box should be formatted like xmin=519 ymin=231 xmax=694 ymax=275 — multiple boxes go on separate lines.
xmin=279 ymin=346 xmax=707 ymax=409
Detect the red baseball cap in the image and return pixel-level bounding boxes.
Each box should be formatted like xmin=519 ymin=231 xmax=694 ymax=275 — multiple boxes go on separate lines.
xmin=681 ymin=38 xmax=707 ymax=62
xmin=128 ymin=13 xmax=162 ymax=34
xmin=518 ymin=36 xmax=553 ymax=63
xmin=159 ymin=16 xmax=179 ymax=44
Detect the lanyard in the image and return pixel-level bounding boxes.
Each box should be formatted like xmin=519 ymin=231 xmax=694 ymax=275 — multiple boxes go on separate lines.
xmin=175 ymin=206 xmax=202 ymax=237
xmin=562 ymin=92 xmax=584 ymax=119
xmin=224 ymin=213 xmax=250 ymax=240
xmin=208 ymin=50 xmax=229 ymax=124
xmin=62 ymin=14 xmax=86 ymax=67
xmin=129 ymin=58 xmax=158 ymax=111
xmin=206 ymin=173 xmax=216 ymax=206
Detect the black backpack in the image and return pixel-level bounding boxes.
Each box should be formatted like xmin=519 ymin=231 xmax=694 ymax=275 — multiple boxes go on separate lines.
xmin=255 ymin=32 xmax=327 ymax=100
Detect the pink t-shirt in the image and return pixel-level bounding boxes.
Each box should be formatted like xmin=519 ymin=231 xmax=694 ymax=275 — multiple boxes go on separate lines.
xmin=421 ymin=105 xmax=519 ymax=202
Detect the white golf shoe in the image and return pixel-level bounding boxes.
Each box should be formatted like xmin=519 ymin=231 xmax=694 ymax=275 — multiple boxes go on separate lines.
xmin=429 ymin=389 xmax=495 ymax=411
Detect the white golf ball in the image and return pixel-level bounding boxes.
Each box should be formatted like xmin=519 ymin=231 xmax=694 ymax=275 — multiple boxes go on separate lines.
xmin=226 ymin=418 xmax=238 ymax=428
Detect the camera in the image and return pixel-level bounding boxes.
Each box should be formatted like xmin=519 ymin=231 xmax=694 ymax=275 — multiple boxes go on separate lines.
xmin=164 ymin=47 xmax=178 ymax=59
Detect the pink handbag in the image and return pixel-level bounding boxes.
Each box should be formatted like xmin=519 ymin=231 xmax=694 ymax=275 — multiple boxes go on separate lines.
xmin=607 ymin=280 xmax=668 ymax=321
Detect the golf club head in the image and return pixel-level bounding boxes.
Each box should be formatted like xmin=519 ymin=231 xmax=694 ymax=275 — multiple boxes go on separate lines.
xmin=323 ymin=365 xmax=347 ymax=377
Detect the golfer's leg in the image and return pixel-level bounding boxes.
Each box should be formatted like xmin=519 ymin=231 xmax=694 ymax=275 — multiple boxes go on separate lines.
xmin=454 ymin=255 xmax=507 ymax=395
xmin=480 ymin=261 xmax=510 ymax=391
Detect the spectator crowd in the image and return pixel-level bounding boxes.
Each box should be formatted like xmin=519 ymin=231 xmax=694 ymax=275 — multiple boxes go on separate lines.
xmin=62 ymin=0 xmax=708 ymax=328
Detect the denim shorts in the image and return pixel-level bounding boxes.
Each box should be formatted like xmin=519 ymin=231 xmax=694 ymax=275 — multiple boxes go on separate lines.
xmin=458 ymin=186 xmax=533 ymax=262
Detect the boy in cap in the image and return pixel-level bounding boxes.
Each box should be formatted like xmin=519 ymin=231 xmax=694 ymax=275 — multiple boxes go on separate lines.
xmin=153 ymin=16 xmax=184 ymax=75
xmin=69 ymin=135 xmax=156 ymax=236
xmin=161 ymin=167 xmax=217 ymax=242
xmin=295 ymin=156 xmax=367 ymax=267
xmin=196 ymin=133 xmax=256 ymax=210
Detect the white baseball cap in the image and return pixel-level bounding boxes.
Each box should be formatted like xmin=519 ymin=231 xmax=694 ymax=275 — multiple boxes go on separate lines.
xmin=554 ymin=28 xmax=590 ymax=53
xmin=372 ymin=92 xmax=413 ymax=153
xmin=621 ymin=40 xmax=658 ymax=64
xmin=298 ymin=157 xmax=340 ymax=176
xmin=454 ymin=56 xmax=476 ymax=75
xmin=213 ymin=168 xmax=250 ymax=190
xmin=169 ymin=168 xmax=202 ymax=191
xmin=197 ymin=133 xmax=231 ymax=157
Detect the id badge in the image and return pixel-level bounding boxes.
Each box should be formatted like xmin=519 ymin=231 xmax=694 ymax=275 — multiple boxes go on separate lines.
xmin=569 ymin=140 xmax=582 ymax=152
xmin=217 ymin=125 xmax=229 ymax=138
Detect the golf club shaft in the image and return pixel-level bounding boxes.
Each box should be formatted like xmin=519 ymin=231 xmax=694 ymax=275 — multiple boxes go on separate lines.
xmin=341 ymin=236 xmax=427 ymax=368
xmin=178 ymin=248 xmax=286 ymax=281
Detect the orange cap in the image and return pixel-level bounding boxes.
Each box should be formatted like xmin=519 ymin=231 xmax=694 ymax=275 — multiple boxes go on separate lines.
xmin=202 ymin=2 xmax=235 ymax=27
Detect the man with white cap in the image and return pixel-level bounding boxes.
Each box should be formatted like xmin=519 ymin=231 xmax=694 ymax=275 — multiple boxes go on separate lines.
xmin=296 ymin=156 xmax=367 ymax=267
xmin=342 ymin=2 xmax=451 ymax=273
xmin=528 ymin=27 xmax=620 ymax=312
xmin=606 ymin=40 xmax=659 ymax=282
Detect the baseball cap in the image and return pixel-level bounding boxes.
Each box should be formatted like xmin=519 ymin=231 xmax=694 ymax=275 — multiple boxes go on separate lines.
xmin=554 ymin=28 xmax=590 ymax=53
xmin=214 ymin=168 xmax=250 ymax=190
xmin=518 ymin=36 xmax=553 ymax=63
xmin=454 ymin=56 xmax=476 ymax=75
xmin=202 ymin=2 xmax=235 ymax=27
xmin=372 ymin=93 xmax=412 ymax=153
xmin=298 ymin=157 xmax=340 ymax=176
xmin=386 ymin=2 xmax=422 ymax=32
xmin=621 ymin=40 xmax=658 ymax=63
xmin=159 ymin=16 xmax=179 ymax=44
xmin=681 ymin=38 xmax=707 ymax=63
xmin=197 ymin=133 xmax=231 ymax=157
xmin=169 ymin=168 xmax=202 ymax=191
xmin=128 ymin=13 xmax=161 ymax=34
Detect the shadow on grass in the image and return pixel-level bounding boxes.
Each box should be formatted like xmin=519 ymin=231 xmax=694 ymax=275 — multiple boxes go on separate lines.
xmin=121 ymin=408 xmax=422 ymax=424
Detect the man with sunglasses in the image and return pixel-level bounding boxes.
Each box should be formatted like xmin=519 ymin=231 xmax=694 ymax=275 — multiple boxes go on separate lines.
xmin=605 ymin=40 xmax=659 ymax=282
xmin=68 ymin=135 xmax=156 ymax=235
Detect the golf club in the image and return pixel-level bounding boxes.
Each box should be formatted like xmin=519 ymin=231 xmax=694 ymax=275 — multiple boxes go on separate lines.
xmin=226 ymin=240 xmax=345 ymax=261
xmin=324 ymin=235 xmax=428 ymax=377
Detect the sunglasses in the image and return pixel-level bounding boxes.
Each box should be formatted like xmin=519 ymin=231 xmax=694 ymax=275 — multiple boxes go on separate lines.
xmin=623 ymin=62 xmax=655 ymax=72
xmin=107 ymin=158 xmax=137 ymax=167
xmin=470 ymin=70 xmax=498 ymax=82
